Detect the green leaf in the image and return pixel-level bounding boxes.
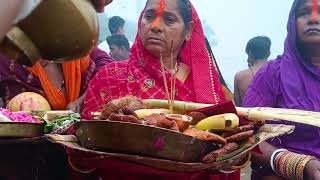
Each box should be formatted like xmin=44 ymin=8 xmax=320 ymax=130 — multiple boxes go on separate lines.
xmin=44 ymin=124 xmax=54 ymax=134
xmin=71 ymin=113 xmax=81 ymax=119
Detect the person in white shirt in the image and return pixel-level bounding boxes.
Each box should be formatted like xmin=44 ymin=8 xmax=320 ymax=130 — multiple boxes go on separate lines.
xmin=98 ymin=16 xmax=133 ymax=53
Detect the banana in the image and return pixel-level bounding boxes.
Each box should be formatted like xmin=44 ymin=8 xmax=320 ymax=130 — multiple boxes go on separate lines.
xmin=195 ymin=113 xmax=239 ymax=131
xmin=134 ymin=109 xmax=170 ymax=119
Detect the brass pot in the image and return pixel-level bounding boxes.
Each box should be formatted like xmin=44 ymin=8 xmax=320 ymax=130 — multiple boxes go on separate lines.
xmin=0 ymin=0 xmax=98 ymax=66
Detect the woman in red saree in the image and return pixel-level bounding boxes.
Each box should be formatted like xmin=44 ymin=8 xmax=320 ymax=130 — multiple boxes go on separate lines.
xmin=76 ymin=0 xmax=240 ymax=179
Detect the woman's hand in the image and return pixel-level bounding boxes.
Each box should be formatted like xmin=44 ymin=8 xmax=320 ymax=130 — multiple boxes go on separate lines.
xmin=304 ymin=159 xmax=320 ymax=180
xmin=67 ymin=94 xmax=86 ymax=113
xmin=90 ymin=0 xmax=113 ymax=13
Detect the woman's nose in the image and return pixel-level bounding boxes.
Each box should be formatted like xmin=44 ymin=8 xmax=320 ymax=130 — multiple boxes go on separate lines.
xmin=308 ymin=15 xmax=319 ymax=24
xmin=151 ymin=19 xmax=164 ymax=33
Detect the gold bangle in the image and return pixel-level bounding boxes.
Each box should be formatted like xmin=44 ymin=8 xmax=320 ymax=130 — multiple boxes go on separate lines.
xmin=295 ymin=156 xmax=307 ymax=180
xmin=275 ymin=151 xmax=287 ymax=176
xmin=292 ymin=155 xmax=305 ymax=179
xmin=286 ymin=153 xmax=298 ymax=178
xmin=295 ymin=156 xmax=304 ymax=180
xmin=278 ymin=152 xmax=290 ymax=178
xmin=284 ymin=153 xmax=292 ymax=178
xmin=297 ymin=156 xmax=315 ymax=180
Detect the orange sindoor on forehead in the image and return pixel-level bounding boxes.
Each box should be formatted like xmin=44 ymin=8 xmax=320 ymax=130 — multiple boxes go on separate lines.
xmin=312 ymin=0 xmax=318 ymax=22
xmin=152 ymin=0 xmax=166 ymax=28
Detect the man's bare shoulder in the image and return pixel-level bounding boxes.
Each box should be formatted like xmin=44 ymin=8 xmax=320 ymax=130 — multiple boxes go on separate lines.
xmin=235 ymin=69 xmax=252 ymax=81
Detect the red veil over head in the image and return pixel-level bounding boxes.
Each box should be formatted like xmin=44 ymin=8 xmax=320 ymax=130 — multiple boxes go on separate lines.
xmin=82 ymin=0 xmax=225 ymax=119
xmin=77 ymin=1 xmax=239 ymax=180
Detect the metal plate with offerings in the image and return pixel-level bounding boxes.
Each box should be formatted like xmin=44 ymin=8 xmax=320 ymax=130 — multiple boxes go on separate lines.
xmin=49 ymin=123 xmax=294 ymax=172
xmin=75 ymin=120 xmax=217 ymax=162
xmin=65 ymin=97 xmax=295 ymax=172
xmin=0 ymin=109 xmax=44 ymax=138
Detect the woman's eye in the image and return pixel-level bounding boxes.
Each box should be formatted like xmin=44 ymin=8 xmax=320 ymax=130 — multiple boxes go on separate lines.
xmin=297 ymin=10 xmax=310 ymax=17
xmin=144 ymin=13 xmax=155 ymax=21
xmin=165 ymin=16 xmax=176 ymax=25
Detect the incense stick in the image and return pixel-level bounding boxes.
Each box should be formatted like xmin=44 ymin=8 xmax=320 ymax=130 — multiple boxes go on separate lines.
xmin=160 ymin=52 xmax=171 ymax=107
xmin=170 ymin=40 xmax=174 ymax=113
xmin=172 ymin=61 xmax=178 ymax=113
xmin=160 ymin=41 xmax=178 ymax=114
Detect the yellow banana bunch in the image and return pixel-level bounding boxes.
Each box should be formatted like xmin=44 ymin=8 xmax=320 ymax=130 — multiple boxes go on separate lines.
xmin=134 ymin=109 xmax=170 ymax=119
xmin=195 ymin=113 xmax=239 ymax=131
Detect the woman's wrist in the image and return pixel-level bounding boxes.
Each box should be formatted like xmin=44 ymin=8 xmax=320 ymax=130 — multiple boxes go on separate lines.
xmin=270 ymin=150 xmax=316 ymax=180
xmin=270 ymin=149 xmax=288 ymax=172
xmin=303 ymin=159 xmax=319 ymax=180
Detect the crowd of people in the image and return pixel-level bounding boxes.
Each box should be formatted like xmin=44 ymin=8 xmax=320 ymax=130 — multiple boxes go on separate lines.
xmin=0 ymin=0 xmax=319 ymax=179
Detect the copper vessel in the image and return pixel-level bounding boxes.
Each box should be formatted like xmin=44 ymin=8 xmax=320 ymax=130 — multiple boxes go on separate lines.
xmin=0 ymin=0 xmax=98 ymax=66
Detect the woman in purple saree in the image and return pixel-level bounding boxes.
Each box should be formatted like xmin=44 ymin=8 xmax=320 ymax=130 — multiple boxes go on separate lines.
xmin=243 ymin=0 xmax=320 ymax=179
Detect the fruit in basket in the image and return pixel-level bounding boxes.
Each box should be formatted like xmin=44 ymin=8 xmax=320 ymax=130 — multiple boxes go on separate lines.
xmin=109 ymin=113 xmax=142 ymax=124
xmin=144 ymin=114 xmax=179 ymax=131
xmin=202 ymin=143 xmax=239 ymax=163
xmin=225 ymin=130 xmax=254 ymax=143
xmin=221 ymin=124 xmax=255 ymax=138
xmin=195 ymin=113 xmax=239 ymax=131
xmin=7 ymin=92 xmax=51 ymax=112
xmin=183 ymin=128 xmax=227 ymax=144
xmin=134 ymin=109 xmax=170 ymax=119
xmin=187 ymin=112 xmax=207 ymax=125
xmin=100 ymin=96 xmax=146 ymax=119
xmin=165 ymin=114 xmax=192 ymax=132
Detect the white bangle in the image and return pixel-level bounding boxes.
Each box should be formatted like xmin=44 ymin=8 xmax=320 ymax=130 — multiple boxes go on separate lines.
xmin=270 ymin=149 xmax=287 ymax=172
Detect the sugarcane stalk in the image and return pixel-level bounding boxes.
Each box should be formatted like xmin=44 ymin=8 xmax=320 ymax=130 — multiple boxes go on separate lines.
xmin=143 ymin=99 xmax=320 ymax=127
xmin=142 ymin=99 xmax=211 ymax=113
xmin=236 ymin=107 xmax=320 ymax=128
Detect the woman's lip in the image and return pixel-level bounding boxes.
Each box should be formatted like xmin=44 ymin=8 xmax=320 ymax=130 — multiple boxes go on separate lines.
xmin=148 ymin=37 xmax=165 ymax=42
xmin=305 ymin=28 xmax=320 ymax=34
xmin=147 ymin=38 xmax=166 ymax=45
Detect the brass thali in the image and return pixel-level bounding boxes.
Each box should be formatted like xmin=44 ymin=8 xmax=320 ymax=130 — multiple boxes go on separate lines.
xmin=0 ymin=122 xmax=44 ymax=138
xmin=75 ymin=120 xmax=219 ymax=163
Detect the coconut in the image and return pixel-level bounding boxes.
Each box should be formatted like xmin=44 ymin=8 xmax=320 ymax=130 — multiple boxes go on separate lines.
xmin=7 ymin=92 xmax=51 ymax=112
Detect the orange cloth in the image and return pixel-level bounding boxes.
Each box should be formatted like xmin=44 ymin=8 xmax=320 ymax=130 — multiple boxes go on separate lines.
xmin=28 ymin=57 xmax=89 ymax=110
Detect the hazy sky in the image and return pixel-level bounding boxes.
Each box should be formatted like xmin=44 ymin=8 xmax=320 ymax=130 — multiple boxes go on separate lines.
xmin=101 ymin=0 xmax=294 ymax=89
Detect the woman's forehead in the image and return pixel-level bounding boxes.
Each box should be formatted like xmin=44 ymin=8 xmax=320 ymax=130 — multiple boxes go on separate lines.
xmin=146 ymin=0 xmax=179 ymax=13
